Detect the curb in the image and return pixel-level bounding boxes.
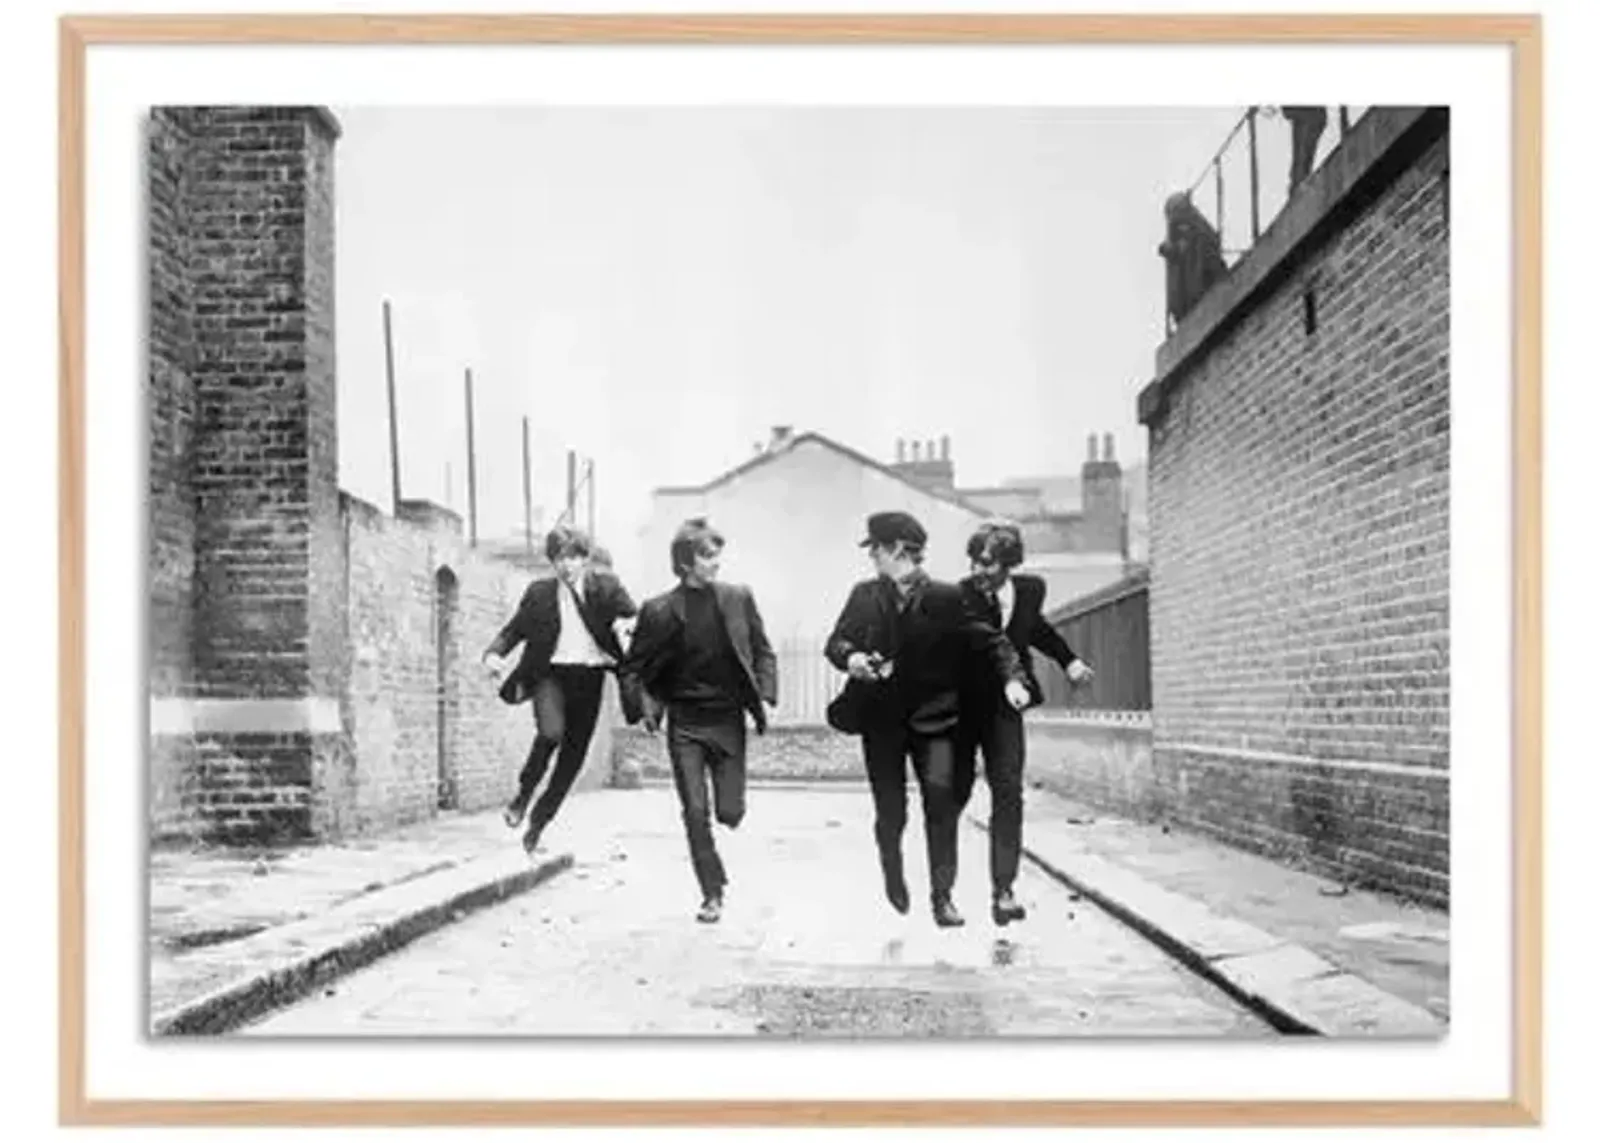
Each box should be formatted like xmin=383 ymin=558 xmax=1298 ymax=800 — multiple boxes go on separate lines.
xmin=971 ymin=811 xmax=1444 ymax=1038
xmin=152 ymin=851 xmax=574 ymax=1036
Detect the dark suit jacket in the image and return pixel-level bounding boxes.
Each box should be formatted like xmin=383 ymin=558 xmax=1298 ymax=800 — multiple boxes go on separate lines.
xmin=486 ymin=570 xmax=637 ymax=705
xmin=825 ymin=574 xmax=1024 ymax=737
xmin=960 ymin=573 xmax=1079 ymax=710
xmin=621 ymin=581 xmax=778 ymax=733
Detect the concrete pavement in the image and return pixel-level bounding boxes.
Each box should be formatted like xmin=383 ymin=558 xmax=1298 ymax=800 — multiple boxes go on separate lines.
xmin=966 ymin=784 xmax=1448 ymax=1036
xmin=243 ymin=786 xmax=1272 ymax=1038
xmin=149 ymin=780 xmax=1447 ymax=1038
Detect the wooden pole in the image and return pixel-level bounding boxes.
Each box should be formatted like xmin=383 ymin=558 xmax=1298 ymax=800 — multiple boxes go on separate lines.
xmin=382 ymin=300 xmax=402 ymax=514
xmin=464 ymin=368 xmax=478 ymax=547
xmin=521 ymin=416 xmax=533 ymax=554
xmin=565 ymin=449 xmax=577 ymax=526
xmin=586 ymin=458 xmax=596 ymax=539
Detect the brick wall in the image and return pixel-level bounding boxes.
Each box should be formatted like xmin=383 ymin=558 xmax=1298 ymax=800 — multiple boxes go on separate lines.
xmin=333 ymin=495 xmax=618 ymax=836
xmin=1024 ymin=714 xmax=1156 ymax=814
xmin=148 ymin=106 xmax=345 ymax=841
xmin=1139 ymin=109 xmax=1449 ymax=905
xmin=148 ymin=111 xmax=201 ymax=834
xmin=614 ymin=725 xmax=865 ymax=784
xmin=148 ymin=107 xmax=621 ymax=845
xmin=183 ymin=107 xmax=340 ymax=701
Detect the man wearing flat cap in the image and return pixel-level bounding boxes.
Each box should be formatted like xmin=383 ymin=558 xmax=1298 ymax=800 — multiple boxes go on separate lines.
xmin=825 ymin=511 xmax=1030 ymax=927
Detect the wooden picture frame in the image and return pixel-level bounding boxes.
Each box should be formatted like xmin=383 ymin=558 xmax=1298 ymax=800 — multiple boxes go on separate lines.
xmin=58 ymin=12 xmax=1542 ymax=1127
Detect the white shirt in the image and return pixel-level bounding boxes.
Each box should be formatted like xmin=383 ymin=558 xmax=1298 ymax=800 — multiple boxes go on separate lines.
xmin=550 ymin=576 xmax=613 ymax=667
xmin=995 ymin=577 xmax=1016 ymax=631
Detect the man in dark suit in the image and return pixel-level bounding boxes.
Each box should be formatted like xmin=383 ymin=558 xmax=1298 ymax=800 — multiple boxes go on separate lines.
xmin=1158 ymin=191 xmax=1228 ymax=333
xmin=482 ymin=525 xmax=638 ymax=855
xmin=957 ymin=521 xmax=1094 ymax=926
xmin=622 ymin=518 xmax=777 ymax=923
xmin=1282 ymin=105 xmax=1329 ymax=193
xmin=825 ymin=511 xmax=1029 ymax=928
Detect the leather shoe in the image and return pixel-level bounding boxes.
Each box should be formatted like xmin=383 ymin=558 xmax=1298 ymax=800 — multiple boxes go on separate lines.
xmin=696 ymin=895 xmax=723 ymax=924
xmin=991 ymin=890 xmax=1027 ymax=926
xmin=932 ymin=897 xmax=965 ymax=928
xmin=521 ymin=823 xmax=543 ymax=855
xmin=504 ymin=797 xmax=528 ymax=829
xmin=882 ymin=869 xmax=911 ymax=915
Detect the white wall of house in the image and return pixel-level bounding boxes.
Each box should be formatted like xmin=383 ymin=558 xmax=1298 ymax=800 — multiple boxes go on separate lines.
xmin=636 ymin=437 xmax=987 ymax=643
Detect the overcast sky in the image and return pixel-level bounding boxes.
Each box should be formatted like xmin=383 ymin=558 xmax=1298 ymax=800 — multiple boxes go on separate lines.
xmin=331 ymin=105 xmax=1314 ymax=556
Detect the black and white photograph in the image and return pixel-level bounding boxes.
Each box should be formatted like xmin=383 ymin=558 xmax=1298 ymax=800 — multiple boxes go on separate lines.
xmin=144 ymin=101 xmax=1450 ymax=1041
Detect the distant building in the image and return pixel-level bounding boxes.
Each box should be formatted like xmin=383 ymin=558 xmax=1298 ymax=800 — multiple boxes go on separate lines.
xmin=640 ymin=426 xmax=1137 ymax=642
xmin=896 ymin=430 xmax=1146 ymax=608
xmin=639 ymin=427 xmax=988 ymax=641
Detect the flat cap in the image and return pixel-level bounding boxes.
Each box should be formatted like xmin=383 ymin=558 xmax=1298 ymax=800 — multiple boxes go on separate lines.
xmin=859 ymin=510 xmax=928 ymax=550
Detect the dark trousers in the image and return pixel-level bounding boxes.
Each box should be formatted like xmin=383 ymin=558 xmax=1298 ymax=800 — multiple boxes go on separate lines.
xmin=862 ymin=727 xmax=962 ymax=904
xmin=667 ymin=708 xmax=748 ymax=899
xmin=511 ymin=664 xmax=607 ymax=831
xmin=957 ymin=706 xmax=1027 ymax=895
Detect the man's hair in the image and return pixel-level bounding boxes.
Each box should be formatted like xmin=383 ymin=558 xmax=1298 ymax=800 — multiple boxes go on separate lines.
xmin=966 ymin=520 xmax=1025 ymax=569
xmin=670 ymin=517 xmax=725 ymax=577
xmin=544 ymin=524 xmax=593 ymax=563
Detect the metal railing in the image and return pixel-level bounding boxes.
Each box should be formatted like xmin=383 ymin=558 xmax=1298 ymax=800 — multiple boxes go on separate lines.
xmin=1182 ymin=106 xmax=1369 ymax=264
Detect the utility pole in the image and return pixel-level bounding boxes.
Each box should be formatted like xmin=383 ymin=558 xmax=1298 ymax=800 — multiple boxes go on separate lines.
xmin=565 ymin=449 xmax=577 ymax=526
xmin=463 ymin=368 xmax=478 ymax=547
xmin=585 ymin=458 xmax=596 ymax=539
xmin=382 ymin=300 xmax=402 ymax=514
xmin=521 ymin=416 xmax=533 ymax=555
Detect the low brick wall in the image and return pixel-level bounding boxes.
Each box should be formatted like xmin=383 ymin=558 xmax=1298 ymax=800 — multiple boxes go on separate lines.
xmin=1153 ymin=748 xmax=1447 ymax=906
xmin=613 ymin=724 xmax=866 ymax=784
xmin=1020 ymin=712 xmax=1446 ymax=907
xmin=1023 ymin=712 xmax=1158 ymax=816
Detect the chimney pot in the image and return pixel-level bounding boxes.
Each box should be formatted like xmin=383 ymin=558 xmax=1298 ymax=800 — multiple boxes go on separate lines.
xmin=912 ymin=440 xmax=923 ymax=462
xmin=940 ymin=434 xmax=950 ymax=461
xmin=1103 ymin=432 xmax=1115 ymax=461
xmin=896 ymin=438 xmax=905 ymax=463
xmin=1087 ymin=434 xmax=1099 ymax=463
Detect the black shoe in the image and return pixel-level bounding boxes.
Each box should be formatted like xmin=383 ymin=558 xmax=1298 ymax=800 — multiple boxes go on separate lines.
xmin=882 ymin=868 xmax=911 ymax=915
xmin=992 ymin=890 xmax=1027 ymax=926
xmin=696 ymin=895 xmax=723 ymax=924
xmin=504 ymin=796 xmax=528 ymax=829
xmin=932 ymin=897 xmax=966 ymax=928
xmin=521 ymin=823 xmax=544 ymax=855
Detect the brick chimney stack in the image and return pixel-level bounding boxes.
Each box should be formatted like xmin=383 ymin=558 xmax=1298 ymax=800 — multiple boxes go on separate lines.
xmin=889 ymin=431 xmax=956 ymax=493
xmin=1082 ymin=429 xmax=1124 ymax=551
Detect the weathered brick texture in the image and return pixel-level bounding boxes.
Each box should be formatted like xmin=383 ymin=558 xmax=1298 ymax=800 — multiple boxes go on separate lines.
xmin=148 ymin=111 xmax=201 ymax=834
xmin=331 ymin=495 xmax=617 ymax=836
xmin=182 ymin=107 xmax=341 ymax=700
xmin=149 ymin=107 xmax=610 ymax=845
xmin=1142 ymin=113 xmax=1449 ymax=904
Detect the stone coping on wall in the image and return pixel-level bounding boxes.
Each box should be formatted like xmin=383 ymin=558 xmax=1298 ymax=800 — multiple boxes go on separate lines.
xmin=1137 ymin=106 xmax=1448 ymax=428
xmin=1031 ymin=708 xmax=1153 ymax=730
xmin=150 ymin=696 xmax=343 ymax=736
